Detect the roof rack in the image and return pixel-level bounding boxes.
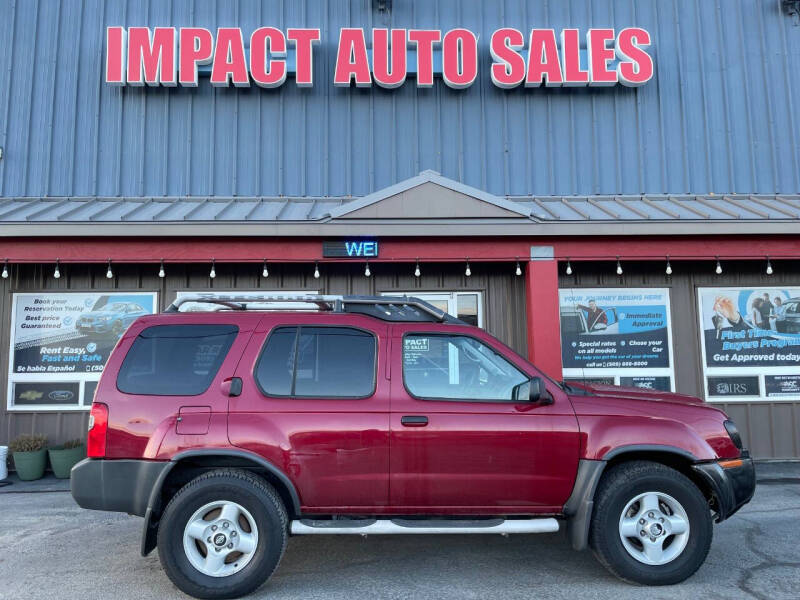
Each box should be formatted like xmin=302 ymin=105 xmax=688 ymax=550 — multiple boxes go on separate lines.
xmin=165 ymin=293 xmax=464 ymax=323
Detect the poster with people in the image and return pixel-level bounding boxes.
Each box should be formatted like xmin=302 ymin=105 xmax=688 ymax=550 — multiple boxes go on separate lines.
xmin=7 ymin=292 xmax=157 ymax=409
xmin=698 ymin=287 xmax=800 ymax=401
xmin=559 ymin=288 xmax=674 ymax=391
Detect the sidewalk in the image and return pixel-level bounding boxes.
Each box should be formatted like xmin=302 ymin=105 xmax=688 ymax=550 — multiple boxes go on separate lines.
xmin=1 ymin=460 xmax=797 ymax=494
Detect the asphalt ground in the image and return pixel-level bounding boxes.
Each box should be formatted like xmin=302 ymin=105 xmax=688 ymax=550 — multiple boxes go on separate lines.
xmin=0 ymin=468 xmax=798 ymax=600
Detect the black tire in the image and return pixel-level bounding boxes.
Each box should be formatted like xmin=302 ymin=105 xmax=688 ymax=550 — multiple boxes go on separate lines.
xmin=589 ymin=460 xmax=712 ymax=586
xmin=157 ymin=469 xmax=288 ymax=600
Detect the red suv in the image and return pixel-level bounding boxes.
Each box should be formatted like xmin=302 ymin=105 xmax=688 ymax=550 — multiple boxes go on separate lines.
xmin=71 ymin=294 xmax=755 ymax=599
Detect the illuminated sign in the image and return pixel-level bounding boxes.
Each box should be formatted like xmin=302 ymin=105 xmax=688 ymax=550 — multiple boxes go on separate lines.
xmin=106 ymin=27 xmax=653 ymax=89
xmin=323 ymin=241 xmax=379 ymax=258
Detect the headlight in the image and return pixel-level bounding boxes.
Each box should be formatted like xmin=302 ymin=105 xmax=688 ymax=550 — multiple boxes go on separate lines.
xmin=724 ymin=420 xmax=743 ymax=450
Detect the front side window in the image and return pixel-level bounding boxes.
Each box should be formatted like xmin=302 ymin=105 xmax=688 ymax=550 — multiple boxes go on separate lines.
xmin=117 ymin=324 xmax=238 ymax=395
xmin=403 ymin=334 xmax=529 ymax=402
xmin=256 ymin=326 xmax=376 ymax=398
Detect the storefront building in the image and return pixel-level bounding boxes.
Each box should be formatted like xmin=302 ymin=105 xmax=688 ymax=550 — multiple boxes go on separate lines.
xmin=0 ymin=0 xmax=798 ymax=458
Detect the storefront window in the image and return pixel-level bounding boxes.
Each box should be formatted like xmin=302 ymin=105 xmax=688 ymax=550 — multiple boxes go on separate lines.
xmin=383 ymin=292 xmax=484 ymax=327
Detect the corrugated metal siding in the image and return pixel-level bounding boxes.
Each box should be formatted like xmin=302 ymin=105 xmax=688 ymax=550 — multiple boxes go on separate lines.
xmin=1 ymin=0 xmax=799 ymax=199
xmin=560 ymin=260 xmax=800 ymax=459
xmin=0 ymin=261 xmax=526 ymax=448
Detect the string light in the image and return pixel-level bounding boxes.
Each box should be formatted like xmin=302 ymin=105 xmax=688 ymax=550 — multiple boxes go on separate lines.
xmin=364 ymin=261 xmax=371 ymax=277
xmin=414 ymin=259 xmax=421 ymax=278
xmin=313 ymin=262 xmax=320 ymax=279
xmin=715 ymin=257 xmax=723 ymax=275
xmin=665 ymin=256 xmax=672 ymax=276
xmin=616 ymin=257 xmax=623 ymax=276
xmin=515 ymin=259 xmax=522 ymax=276
xmin=262 ymin=259 xmax=269 ymax=278
xmin=465 ymin=258 xmax=471 ymax=277
xmin=209 ymin=259 xmax=216 ymax=279
xmin=54 ymin=260 xmax=61 ymax=279
xmin=1 ymin=259 xmax=8 ymax=279
xmin=158 ymin=260 xmax=165 ymax=278
xmin=106 ymin=259 xmax=113 ymax=279
xmin=766 ymin=256 xmax=773 ymax=276
xmin=565 ymin=259 xmax=573 ymax=276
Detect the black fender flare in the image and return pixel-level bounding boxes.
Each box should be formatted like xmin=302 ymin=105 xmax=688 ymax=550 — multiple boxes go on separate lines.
xmin=140 ymin=449 xmax=301 ymax=556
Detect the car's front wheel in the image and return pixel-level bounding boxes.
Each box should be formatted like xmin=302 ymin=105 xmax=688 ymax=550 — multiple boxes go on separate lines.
xmin=589 ymin=460 xmax=712 ymax=585
xmin=157 ymin=469 xmax=288 ymax=599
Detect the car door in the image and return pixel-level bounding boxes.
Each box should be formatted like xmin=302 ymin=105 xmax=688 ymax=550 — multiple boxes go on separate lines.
xmin=389 ymin=323 xmax=580 ymax=514
xmin=228 ymin=314 xmax=390 ymax=512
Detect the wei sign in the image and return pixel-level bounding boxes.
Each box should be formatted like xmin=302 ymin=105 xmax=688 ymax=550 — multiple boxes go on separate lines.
xmin=106 ymin=26 xmax=653 ymax=89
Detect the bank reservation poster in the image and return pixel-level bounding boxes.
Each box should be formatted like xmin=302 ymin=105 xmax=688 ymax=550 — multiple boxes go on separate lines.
xmin=559 ymin=288 xmax=674 ymax=391
xmin=698 ymin=287 xmax=800 ymax=401
xmin=7 ymin=292 xmax=157 ymax=409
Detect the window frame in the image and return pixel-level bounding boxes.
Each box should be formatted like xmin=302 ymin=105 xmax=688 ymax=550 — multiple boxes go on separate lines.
xmin=401 ymin=331 xmax=531 ymax=404
xmin=115 ymin=323 xmax=239 ymax=397
xmin=254 ymin=324 xmax=378 ymax=400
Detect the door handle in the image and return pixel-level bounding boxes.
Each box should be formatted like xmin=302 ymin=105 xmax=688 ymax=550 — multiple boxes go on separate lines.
xmin=401 ymin=415 xmax=428 ymax=427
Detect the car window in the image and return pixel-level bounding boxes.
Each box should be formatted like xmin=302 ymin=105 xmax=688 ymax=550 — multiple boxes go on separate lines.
xmin=117 ymin=324 xmax=238 ymax=395
xmin=255 ymin=326 xmax=376 ymax=398
xmin=403 ymin=334 xmax=530 ymax=402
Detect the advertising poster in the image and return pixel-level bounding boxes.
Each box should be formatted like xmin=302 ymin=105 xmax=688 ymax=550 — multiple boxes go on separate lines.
xmin=8 ymin=292 xmax=157 ymax=410
xmin=559 ymin=288 xmax=674 ymax=391
xmin=698 ymin=287 xmax=800 ymax=401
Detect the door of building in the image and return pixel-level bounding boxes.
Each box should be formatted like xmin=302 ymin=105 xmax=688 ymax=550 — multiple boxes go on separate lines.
xmin=383 ymin=291 xmax=483 ymax=327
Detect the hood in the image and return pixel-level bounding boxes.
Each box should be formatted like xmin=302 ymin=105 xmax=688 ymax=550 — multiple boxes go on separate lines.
xmin=566 ymin=381 xmax=704 ymax=406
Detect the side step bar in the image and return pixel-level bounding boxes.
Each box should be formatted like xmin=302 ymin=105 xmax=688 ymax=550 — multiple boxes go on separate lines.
xmin=290 ymin=518 xmax=559 ymax=535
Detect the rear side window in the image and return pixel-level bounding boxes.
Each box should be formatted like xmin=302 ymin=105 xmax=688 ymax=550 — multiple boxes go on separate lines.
xmin=117 ymin=324 xmax=238 ymax=396
xmin=255 ymin=326 xmax=376 ymax=398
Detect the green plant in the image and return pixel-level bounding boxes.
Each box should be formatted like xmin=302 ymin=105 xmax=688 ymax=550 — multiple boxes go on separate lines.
xmin=62 ymin=438 xmax=85 ymax=449
xmin=9 ymin=434 xmax=48 ymax=453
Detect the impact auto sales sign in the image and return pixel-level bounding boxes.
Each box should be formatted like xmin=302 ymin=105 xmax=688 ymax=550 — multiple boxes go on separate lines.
xmin=105 ymin=26 xmax=654 ymax=89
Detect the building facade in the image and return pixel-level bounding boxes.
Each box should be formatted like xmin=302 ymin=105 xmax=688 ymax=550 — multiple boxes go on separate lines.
xmin=0 ymin=0 xmax=799 ymax=458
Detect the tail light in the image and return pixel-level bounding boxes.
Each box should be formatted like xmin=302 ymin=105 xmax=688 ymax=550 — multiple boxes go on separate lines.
xmin=87 ymin=402 xmax=109 ymax=458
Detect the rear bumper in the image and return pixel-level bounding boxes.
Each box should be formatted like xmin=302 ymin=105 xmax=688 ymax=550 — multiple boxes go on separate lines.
xmin=70 ymin=458 xmax=169 ymax=517
xmin=691 ymin=453 xmax=756 ymax=522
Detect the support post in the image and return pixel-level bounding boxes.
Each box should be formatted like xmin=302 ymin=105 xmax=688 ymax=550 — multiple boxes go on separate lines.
xmin=525 ymin=246 xmax=563 ymax=380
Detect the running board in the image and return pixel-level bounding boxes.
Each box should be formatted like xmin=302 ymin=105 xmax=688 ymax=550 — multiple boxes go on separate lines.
xmin=290 ymin=518 xmax=559 ymax=535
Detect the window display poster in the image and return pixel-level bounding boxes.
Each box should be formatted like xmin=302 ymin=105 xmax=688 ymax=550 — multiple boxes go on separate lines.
xmin=698 ymin=287 xmax=800 ymax=401
xmin=559 ymin=288 xmax=674 ymax=391
xmin=8 ymin=292 xmax=157 ymax=409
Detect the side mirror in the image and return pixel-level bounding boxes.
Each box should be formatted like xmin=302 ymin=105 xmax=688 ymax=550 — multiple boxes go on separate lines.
xmin=529 ymin=377 xmax=553 ymax=405
xmin=221 ymin=377 xmax=243 ymax=397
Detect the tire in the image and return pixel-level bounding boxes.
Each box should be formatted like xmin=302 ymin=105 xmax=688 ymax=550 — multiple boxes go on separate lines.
xmin=589 ymin=460 xmax=712 ymax=586
xmin=157 ymin=469 xmax=288 ymax=600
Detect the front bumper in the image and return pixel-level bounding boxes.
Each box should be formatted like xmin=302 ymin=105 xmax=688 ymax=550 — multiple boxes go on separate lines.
xmin=70 ymin=458 xmax=169 ymax=517
xmin=692 ymin=453 xmax=756 ymax=522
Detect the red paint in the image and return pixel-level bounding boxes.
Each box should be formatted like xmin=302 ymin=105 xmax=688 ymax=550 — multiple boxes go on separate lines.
xmin=210 ymin=28 xmax=249 ymax=87
xmin=127 ymin=27 xmax=177 ymax=86
xmin=560 ymin=29 xmax=589 ymax=85
xmin=250 ymin=27 xmax=287 ymax=88
xmin=490 ymin=28 xmax=526 ymax=88
xmin=287 ymin=29 xmax=320 ymax=87
xmin=526 ymin=29 xmax=563 ymax=87
xmin=178 ymin=28 xmax=214 ymax=86
xmin=105 ymin=27 xmax=127 ymax=85
xmin=525 ymin=260 xmax=563 ymax=381
xmin=408 ymin=30 xmax=441 ymax=87
xmin=372 ymin=29 xmax=407 ymax=88
xmin=588 ymin=28 xmax=617 ymax=85
xmin=334 ymin=29 xmax=372 ymax=86
xmin=442 ymin=29 xmax=478 ymax=89
xmin=616 ymin=28 xmax=654 ymax=86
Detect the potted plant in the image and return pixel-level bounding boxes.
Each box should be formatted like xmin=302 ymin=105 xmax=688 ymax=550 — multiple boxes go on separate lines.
xmin=48 ymin=438 xmax=86 ymax=479
xmin=9 ymin=434 xmax=48 ymax=481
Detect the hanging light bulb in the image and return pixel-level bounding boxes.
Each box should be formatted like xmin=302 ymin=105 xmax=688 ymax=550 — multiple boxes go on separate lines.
xmin=54 ymin=260 xmax=61 ymax=279
xmin=106 ymin=259 xmax=113 ymax=279
xmin=766 ymin=256 xmax=773 ymax=276
xmin=715 ymin=257 xmax=723 ymax=275
xmin=158 ymin=260 xmax=165 ymax=278
xmin=414 ymin=259 xmax=421 ymax=278
xmin=262 ymin=259 xmax=269 ymax=278
xmin=665 ymin=256 xmax=673 ymax=276
xmin=515 ymin=259 xmax=522 ymax=277
xmin=565 ymin=259 xmax=573 ymax=276
xmin=313 ymin=262 xmax=320 ymax=279
xmin=209 ymin=259 xmax=216 ymax=279
xmin=616 ymin=257 xmax=623 ymax=276
xmin=1 ymin=259 xmax=8 ymax=279
xmin=465 ymin=259 xmax=471 ymax=277
xmin=364 ymin=261 xmax=371 ymax=277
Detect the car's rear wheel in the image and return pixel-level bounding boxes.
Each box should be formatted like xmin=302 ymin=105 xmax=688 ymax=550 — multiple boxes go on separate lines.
xmin=157 ymin=469 xmax=288 ymax=599
xmin=589 ymin=460 xmax=712 ymax=585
